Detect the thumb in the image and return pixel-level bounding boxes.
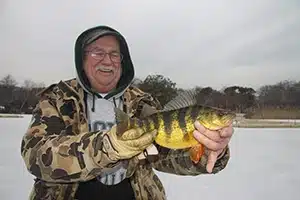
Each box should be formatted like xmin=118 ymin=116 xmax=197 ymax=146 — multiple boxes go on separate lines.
xmin=121 ymin=127 xmax=145 ymax=140
xmin=206 ymin=151 xmax=219 ymax=173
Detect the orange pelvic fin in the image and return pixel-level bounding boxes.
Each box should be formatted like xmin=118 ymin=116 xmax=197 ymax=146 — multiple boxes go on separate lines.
xmin=189 ymin=144 xmax=204 ymax=164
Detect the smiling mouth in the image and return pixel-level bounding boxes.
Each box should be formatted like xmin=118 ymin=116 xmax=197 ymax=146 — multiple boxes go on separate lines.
xmin=95 ymin=66 xmax=113 ymax=73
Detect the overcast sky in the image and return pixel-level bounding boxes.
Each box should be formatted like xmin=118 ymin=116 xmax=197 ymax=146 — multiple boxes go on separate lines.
xmin=1 ymin=0 xmax=299 ymax=90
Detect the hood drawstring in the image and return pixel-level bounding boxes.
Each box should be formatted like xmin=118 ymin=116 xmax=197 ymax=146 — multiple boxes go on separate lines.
xmin=113 ymin=97 xmax=117 ymax=108
xmin=92 ymin=94 xmax=95 ymax=112
xmin=113 ymin=96 xmax=124 ymax=110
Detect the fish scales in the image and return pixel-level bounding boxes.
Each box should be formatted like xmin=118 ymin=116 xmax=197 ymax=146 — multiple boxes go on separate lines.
xmin=148 ymin=107 xmax=199 ymax=149
xmin=156 ymin=112 xmax=166 ymax=138
xmin=149 ymin=114 xmax=159 ymax=130
xmin=169 ymin=109 xmax=185 ymax=142
xmin=190 ymin=105 xmax=200 ymax=122
xmin=177 ymin=107 xmax=188 ymax=133
xmin=151 ymin=112 xmax=170 ymax=144
xmin=161 ymin=110 xmax=173 ymax=135
xmin=130 ymin=117 xmax=137 ymax=128
xmin=182 ymin=106 xmax=200 ymax=145
xmin=127 ymin=117 xmax=143 ymax=131
xmin=142 ymin=117 xmax=152 ymax=132
xmin=184 ymin=106 xmax=197 ymax=133
xmin=172 ymin=107 xmax=193 ymax=143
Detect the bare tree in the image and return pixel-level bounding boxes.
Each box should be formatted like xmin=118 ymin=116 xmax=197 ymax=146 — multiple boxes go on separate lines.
xmin=0 ymin=74 xmax=17 ymax=87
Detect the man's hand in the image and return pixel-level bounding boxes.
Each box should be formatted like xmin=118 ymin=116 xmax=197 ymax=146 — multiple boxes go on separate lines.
xmin=193 ymin=121 xmax=234 ymax=173
xmin=102 ymin=125 xmax=157 ymax=162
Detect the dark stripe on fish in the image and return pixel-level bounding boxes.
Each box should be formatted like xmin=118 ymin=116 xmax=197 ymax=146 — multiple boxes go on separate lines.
xmin=129 ymin=118 xmax=141 ymax=129
xmin=150 ymin=113 xmax=160 ymax=130
xmin=143 ymin=118 xmax=152 ymax=132
xmin=162 ymin=111 xmax=173 ymax=135
xmin=190 ymin=106 xmax=200 ymax=122
xmin=137 ymin=118 xmax=143 ymax=127
xmin=129 ymin=118 xmax=135 ymax=129
xmin=178 ymin=107 xmax=188 ymax=133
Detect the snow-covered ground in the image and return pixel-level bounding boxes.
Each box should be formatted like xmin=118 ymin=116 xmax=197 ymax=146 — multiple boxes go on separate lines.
xmin=1 ymin=115 xmax=300 ymax=200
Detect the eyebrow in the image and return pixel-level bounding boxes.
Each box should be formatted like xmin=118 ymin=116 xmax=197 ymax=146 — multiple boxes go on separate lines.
xmin=85 ymin=46 xmax=103 ymax=51
xmin=86 ymin=46 xmax=120 ymax=53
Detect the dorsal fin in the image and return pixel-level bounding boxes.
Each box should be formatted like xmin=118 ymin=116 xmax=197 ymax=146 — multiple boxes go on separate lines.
xmin=140 ymin=103 xmax=159 ymax=118
xmin=162 ymin=89 xmax=198 ymax=111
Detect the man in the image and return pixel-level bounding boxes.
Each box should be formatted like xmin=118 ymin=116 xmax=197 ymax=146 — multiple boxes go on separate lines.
xmin=21 ymin=25 xmax=234 ymax=200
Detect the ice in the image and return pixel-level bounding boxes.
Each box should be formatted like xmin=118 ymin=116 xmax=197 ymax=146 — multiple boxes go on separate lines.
xmin=1 ymin=115 xmax=299 ymax=200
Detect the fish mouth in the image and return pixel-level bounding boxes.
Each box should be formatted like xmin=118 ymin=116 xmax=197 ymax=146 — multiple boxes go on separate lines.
xmin=95 ymin=66 xmax=114 ymax=73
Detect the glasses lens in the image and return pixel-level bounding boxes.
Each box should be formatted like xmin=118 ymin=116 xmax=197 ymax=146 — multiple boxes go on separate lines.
xmin=110 ymin=52 xmax=122 ymax=62
xmin=90 ymin=50 xmax=123 ymax=63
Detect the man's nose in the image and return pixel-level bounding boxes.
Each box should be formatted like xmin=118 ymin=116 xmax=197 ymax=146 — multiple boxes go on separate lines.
xmin=101 ymin=53 xmax=113 ymax=65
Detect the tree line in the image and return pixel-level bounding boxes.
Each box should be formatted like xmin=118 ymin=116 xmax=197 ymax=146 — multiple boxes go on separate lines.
xmin=1 ymin=74 xmax=300 ymax=118
xmin=0 ymin=75 xmax=45 ymax=114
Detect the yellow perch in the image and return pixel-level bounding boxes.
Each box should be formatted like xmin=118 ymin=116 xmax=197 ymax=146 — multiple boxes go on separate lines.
xmin=115 ymin=89 xmax=236 ymax=163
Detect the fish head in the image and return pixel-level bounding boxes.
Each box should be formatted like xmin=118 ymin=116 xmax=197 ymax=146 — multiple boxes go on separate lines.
xmin=196 ymin=106 xmax=236 ymax=130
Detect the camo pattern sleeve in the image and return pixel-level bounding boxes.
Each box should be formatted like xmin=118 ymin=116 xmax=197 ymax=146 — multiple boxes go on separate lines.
xmin=152 ymin=145 xmax=230 ymax=175
xmin=20 ymin=86 xmax=120 ymax=183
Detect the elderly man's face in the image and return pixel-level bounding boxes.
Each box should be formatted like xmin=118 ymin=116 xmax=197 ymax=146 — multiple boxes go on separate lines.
xmin=83 ymin=35 xmax=122 ymax=93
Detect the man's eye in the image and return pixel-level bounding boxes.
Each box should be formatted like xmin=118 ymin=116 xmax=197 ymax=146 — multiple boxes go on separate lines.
xmin=111 ymin=53 xmax=120 ymax=57
xmin=94 ymin=52 xmax=106 ymax=56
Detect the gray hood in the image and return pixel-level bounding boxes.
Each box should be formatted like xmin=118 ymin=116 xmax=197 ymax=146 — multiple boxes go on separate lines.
xmin=74 ymin=25 xmax=135 ymax=100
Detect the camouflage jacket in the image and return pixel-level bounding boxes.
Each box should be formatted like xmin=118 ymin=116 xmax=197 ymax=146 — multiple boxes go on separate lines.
xmin=21 ymin=78 xmax=230 ymax=200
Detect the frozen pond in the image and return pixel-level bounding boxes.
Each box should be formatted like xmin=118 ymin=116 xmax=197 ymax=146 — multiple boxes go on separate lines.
xmin=1 ymin=115 xmax=299 ymax=200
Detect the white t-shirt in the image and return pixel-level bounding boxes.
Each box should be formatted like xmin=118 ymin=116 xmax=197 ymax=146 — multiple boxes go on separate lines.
xmin=86 ymin=93 xmax=127 ymax=185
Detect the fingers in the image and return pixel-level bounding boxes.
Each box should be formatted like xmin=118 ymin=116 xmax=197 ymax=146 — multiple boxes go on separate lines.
xmin=194 ymin=121 xmax=223 ymax=142
xmin=220 ymin=124 xmax=234 ymax=138
xmin=126 ymin=129 xmax=157 ymax=149
xmin=194 ymin=121 xmax=234 ymax=139
xmin=193 ymin=121 xmax=233 ymax=150
xmin=121 ymin=127 xmax=145 ymax=140
xmin=193 ymin=121 xmax=233 ymax=173
xmin=193 ymin=130 xmax=227 ymax=151
xmin=206 ymin=151 xmax=219 ymax=173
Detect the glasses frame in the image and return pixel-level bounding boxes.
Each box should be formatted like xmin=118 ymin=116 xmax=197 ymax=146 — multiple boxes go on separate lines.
xmin=84 ymin=49 xmax=123 ymax=63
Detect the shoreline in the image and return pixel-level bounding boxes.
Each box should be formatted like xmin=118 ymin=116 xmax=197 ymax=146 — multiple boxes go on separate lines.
xmin=233 ymin=124 xmax=300 ymax=128
xmin=1 ymin=114 xmax=299 ymax=128
xmin=0 ymin=113 xmax=24 ymax=118
xmin=233 ymin=119 xmax=300 ymax=128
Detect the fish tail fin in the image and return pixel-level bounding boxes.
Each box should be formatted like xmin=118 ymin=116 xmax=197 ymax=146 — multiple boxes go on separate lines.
xmin=114 ymin=107 xmax=131 ymax=136
xmin=114 ymin=107 xmax=145 ymax=137
xmin=189 ymin=144 xmax=204 ymax=164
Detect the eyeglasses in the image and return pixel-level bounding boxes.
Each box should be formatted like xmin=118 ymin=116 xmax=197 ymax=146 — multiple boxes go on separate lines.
xmin=85 ymin=49 xmax=123 ymax=63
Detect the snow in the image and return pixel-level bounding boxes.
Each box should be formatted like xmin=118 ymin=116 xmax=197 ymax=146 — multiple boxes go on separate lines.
xmin=1 ymin=115 xmax=300 ymax=200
